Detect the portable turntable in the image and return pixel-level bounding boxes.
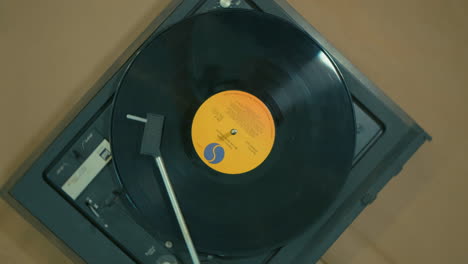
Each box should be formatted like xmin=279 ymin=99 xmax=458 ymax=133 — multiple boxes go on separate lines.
xmin=3 ymin=1 xmax=430 ymax=263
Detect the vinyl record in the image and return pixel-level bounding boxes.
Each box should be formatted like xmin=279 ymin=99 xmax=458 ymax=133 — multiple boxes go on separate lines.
xmin=111 ymin=9 xmax=355 ymax=256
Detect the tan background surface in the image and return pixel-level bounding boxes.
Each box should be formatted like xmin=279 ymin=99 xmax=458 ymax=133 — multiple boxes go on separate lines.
xmin=1 ymin=0 xmax=467 ymax=263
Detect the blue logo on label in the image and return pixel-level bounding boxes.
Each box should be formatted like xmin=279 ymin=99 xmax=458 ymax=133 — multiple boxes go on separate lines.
xmin=204 ymin=143 xmax=225 ymax=164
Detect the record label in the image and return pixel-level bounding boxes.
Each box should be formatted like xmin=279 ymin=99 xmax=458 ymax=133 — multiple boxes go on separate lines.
xmin=191 ymin=90 xmax=275 ymax=174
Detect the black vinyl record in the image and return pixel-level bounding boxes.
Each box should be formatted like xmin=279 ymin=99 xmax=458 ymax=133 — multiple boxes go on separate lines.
xmin=111 ymin=9 xmax=355 ymax=256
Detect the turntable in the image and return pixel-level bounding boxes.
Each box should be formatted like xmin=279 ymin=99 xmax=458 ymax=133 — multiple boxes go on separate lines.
xmin=3 ymin=1 xmax=430 ymax=263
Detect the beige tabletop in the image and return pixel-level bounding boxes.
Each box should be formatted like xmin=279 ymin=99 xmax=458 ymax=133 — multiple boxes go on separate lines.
xmin=1 ymin=0 xmax=467 ymax=263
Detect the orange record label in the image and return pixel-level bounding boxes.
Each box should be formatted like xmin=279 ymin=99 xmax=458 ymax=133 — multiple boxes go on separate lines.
xmin=191 ymin=90 xmax=276 ymax=174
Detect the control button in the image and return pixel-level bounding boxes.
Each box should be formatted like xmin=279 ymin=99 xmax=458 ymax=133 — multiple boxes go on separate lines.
xmin=156 ymin=255 xmax=178 ymax=264
xmin=220 ymin=0 xmax=232 ymax=8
